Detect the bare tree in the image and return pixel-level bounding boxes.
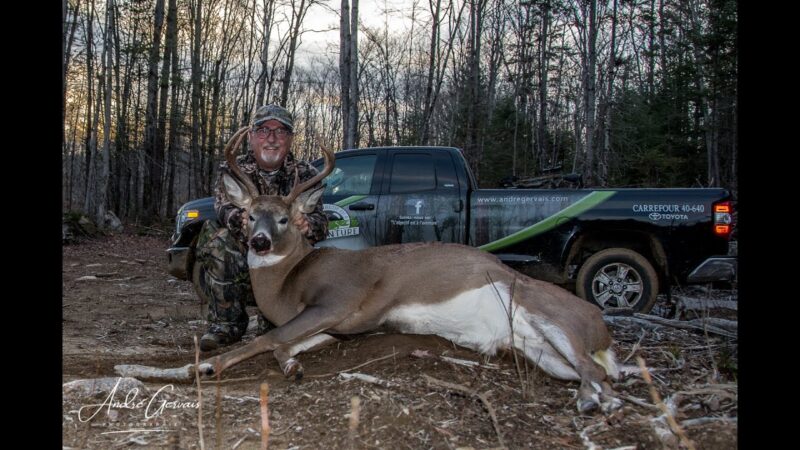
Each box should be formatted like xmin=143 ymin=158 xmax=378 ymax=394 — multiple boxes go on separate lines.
xmin=81 ymin=0 xmax=97 ymax=213
xmin=582 ymin=0 xmax=598 ymax=186
xmin=485 ymin=0 xmax=505 ymax=123
xmin=255 ymin=0 xmax=277 ymax=107
xmin=596 ymin=0 xmax=619 ymax=185
xmin=142 ymin=0 xmax=166 ymax=220
xmin=189 ymin=0 xmax=202 ymax=200
xmin=463 ymin=0 xmax=488 ymax=180
xmin=207 ymin=0 xmax=247 ymax=192
xmin=687 ymin=0 xmax=719 ymax=186
xmin=420 ymin=0 xmax=441 ymax=145
xmin=164 ymin=0 xmax=180 ymax=216
xmin=95 ymin=0 xmax=114 ymax=227
xmin=280 ymin=0 xmax=315 ymax=106
xmin=154 ymin=0 xmax=179 ymax=218
xmin=62 ymin=0 xmax=738 ymax=219
xmin=420 ymin=0 xmax=464 ymax=145
xmin=63 ymin=0 xmax=81 ymax=154
xmin=340 ymin=0 xmax=359 ymax=149
xmin=537 ymin=0 xmax=551 ymax=170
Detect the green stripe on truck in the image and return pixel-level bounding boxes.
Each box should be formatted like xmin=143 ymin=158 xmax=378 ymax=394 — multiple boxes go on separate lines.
xmin=478 ymin=191 xmax=617 ymax=252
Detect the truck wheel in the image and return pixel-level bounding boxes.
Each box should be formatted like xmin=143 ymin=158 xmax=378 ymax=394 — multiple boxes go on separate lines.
xmin=576 ymin=248 xmax=659 ymax=313
xmin=191 ymin=262 xmax=209 ymax=320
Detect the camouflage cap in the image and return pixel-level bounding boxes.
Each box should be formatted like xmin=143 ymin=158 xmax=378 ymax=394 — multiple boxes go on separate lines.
xmin=251 ymin=104 xmax=294 ymax=131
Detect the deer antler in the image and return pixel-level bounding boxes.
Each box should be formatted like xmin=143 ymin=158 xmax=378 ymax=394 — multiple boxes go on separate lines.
xmin=282 ymin=138 xmax=335 ymax=205
xmin=223 ymin=126 xmax=259 ymax=198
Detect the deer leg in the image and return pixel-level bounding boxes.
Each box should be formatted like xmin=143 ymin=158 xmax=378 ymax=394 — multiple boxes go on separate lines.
xmin=516 ymin=340 xmax=581 ymax=381
xmin=273 ymin=333 xmax=338 ymax=380
xmin=200 ymin=305 xmax=347 ymax=378
xmin=113 ymin=332 xmax=278 ymax=382
xmin=590 ymin=350 xmax=623 ymax=413
xmin=540 ymin=340 xmax=616 ymax=413
xmin=518 ymin=316 xmax=621 ymax=414
xmin=551 ymin=344 xmax=620 ymax=414
xmin=512 ymin=338 xmax=620 ymax=413
xmin=597 ymin=380 xmax=623 ymax=413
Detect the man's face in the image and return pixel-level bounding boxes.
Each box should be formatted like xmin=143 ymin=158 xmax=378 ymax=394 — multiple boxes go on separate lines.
xmin=250 ymin=119 xmax=293 ymax=171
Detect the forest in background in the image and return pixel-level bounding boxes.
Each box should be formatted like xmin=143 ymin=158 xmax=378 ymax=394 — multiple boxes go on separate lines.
xmin=62 ymin=0 xmax=737 ymax=225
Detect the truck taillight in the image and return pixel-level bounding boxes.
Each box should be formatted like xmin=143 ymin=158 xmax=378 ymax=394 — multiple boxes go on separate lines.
xmin=713 ymin=201 xmax=733 ymax=239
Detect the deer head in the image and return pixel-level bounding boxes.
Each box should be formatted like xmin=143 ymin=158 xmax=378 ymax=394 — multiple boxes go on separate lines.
xmin=219 ymin=127 xmax=335 ymax=258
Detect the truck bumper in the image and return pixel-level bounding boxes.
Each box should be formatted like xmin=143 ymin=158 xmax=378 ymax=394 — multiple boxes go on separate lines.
xmin=166 ymin=246 xmax=190 ymax=280
xmin=687 ymin=256 xmax=737 ymax=283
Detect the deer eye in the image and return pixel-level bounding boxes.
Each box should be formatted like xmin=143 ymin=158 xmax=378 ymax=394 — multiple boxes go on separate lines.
xmin=278 ymin=217 xmax=289 ymax=225
xmin=248 ymin=215 xmax=255 ymax=222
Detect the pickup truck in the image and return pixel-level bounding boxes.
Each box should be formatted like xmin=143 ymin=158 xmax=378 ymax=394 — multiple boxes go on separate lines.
xmin=167 ymin=146 xmax=736 ymax=314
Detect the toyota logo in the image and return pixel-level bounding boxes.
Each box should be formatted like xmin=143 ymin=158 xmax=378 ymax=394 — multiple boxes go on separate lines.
xmin=649 ymin=212 xmax=662 ymax=221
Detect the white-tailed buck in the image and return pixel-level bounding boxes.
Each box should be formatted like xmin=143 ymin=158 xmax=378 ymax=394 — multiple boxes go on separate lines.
xmin=117 ymin=128 xmax=622 ymax=413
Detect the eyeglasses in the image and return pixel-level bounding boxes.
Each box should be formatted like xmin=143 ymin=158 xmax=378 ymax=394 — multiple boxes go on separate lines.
xmin=251 ymin=127 xmax=293 ymax=139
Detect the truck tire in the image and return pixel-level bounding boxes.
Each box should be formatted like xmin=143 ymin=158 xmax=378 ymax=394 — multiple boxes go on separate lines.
xmin=576 ymin=248 xmax=659 ymax=313
xmin=191 ymin=261 xmax=209 ymax=319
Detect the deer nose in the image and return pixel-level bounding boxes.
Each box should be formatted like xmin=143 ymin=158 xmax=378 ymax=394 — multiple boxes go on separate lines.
xmin=250 ymin=233 xmax=272 ymax=252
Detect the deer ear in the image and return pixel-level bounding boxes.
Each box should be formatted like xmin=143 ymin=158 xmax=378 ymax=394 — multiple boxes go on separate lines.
xmin=222 ymin=173 xmax=252 ymax=209
xmin=294 ymin=185 xmax=325 ymax=214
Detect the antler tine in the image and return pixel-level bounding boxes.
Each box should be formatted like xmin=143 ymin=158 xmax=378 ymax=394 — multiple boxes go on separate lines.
xmin=282 ymin=138 xmax=335 ymax=205
xmin=224 ymin=126 xmax=259 ymax=198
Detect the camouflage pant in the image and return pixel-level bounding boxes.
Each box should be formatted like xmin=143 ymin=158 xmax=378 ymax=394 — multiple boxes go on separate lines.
xmin=195 ymin=220 xmax=272 ymax=339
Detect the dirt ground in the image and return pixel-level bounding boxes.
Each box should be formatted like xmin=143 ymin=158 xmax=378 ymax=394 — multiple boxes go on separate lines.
xmin=62 ymin=231 xmax=737 ymax=449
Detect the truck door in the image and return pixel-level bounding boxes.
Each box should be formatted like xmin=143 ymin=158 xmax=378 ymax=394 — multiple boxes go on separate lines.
xmin=376 ymin=150 xmax=463 ymax=245
xmin=315 ymin=152 xmax=381 ymax=250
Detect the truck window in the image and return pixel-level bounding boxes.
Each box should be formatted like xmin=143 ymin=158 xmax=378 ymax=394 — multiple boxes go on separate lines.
xmin=324 ymin=154 xmax=378 ymax=196
xmin=389 ymin=153 xmax=436 ymax=194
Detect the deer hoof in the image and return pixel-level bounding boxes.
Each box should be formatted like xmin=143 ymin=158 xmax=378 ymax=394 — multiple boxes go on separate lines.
xmin=282 ymin=358 xmax=304 ymax=381
xmin=197 ymin=363 xmax=215 ymax=377
xmin=601 ymin=396 xmax=623 ymax=414
xmin=577 ymin=398 xmax=600 ymax=414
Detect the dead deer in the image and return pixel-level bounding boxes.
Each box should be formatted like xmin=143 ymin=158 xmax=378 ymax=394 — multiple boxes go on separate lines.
xmin=117 ymin=128 xmax=622 ymax=413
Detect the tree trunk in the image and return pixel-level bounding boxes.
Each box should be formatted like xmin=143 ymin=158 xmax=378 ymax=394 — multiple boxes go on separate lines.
xmin=154 ymin=0 xmax=176 ymax=218
xmin=340 ymin=0 xmax=352 ymax=149
xmin=485 ymin=0 xmax=503 ymax=124
xmin=422 ymin=0 xmax=464 ymax=146
xmin=464 ymin=0 xmax=487 ymax=182
xmin=208 ymin=59 xmax=224 ymax=184
xmin=348 ymin=0 xmax=360 ymax=147
xmin=67 ymin=97 xmax=81 ymax=211
xmin=598 ymin=0 xmax=618 ymax=186
xmin=280 ymin=0 xmax=310 ymax=107
xmin=688 ymin=0 xmax=717 ymax=186
xmin=84 ymin=64 xmax=103 ymax=215
xmin=242 ymin=0 xmax=256 ymax=121
xmin=583 ymin=0 xmax=597 ymax=186
xmin=189 ymin=0 xmax=202 ymax=200
xmin=420 ymin=0 xmax=441 ymax=145
xmin=142 ymin=0 xmax=166 ymax=221
xmin=63 ymin=0 xmax=81 ymax=155
xmin=647 ymin=0 xmax=656 ymax=99
xmin=95 ymin=0 xmax=115 ymax=227
xmin=537 ymin=0 xmax=550 ymax=170
xmin=82 ymin=0 xmax=95 ymax=213
xmin=165 ymin=0 xmax=179 ymax=217
xmin=131 ymin=72 xmax=144 ymax=218
xmin=114 ymin=6 xmax=137 ymax=218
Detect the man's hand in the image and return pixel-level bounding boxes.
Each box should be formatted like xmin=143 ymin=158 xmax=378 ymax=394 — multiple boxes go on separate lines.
xmin=293 ymin=214 xmax=310 ymax=235
xmin=228 ymin=209 xmax=249 ymax=230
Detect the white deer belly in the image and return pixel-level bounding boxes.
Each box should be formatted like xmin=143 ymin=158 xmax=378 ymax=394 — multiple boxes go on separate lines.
xmin=383 ymin=283 xmax=545 ymax=355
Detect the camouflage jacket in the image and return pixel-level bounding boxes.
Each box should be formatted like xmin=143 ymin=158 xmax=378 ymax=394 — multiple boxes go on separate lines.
xmin=215 ymin=151 xmax=328 ymax=245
